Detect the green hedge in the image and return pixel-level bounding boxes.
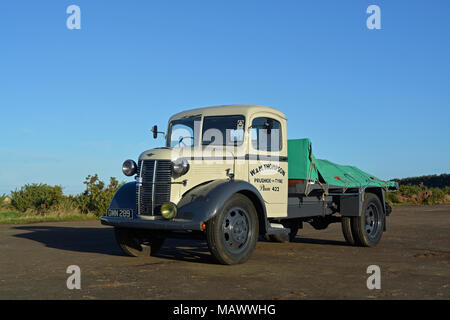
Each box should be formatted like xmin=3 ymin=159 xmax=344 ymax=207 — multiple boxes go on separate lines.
xmin=386 ymin=184 xmax=449 ymax=205
xmin=11 ymin=184 xmax=64 ymax=212
xmin=9 ymin=174 xmax=123 ymax=217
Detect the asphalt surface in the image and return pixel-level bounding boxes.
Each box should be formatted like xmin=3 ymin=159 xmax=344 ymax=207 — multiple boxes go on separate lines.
xmin=0 ymin=205 xmax=449 ymax=300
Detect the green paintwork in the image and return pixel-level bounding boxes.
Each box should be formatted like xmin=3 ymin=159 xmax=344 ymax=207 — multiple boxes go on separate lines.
xmin=287 ymin=139 xmax=318 ymax=181
xmin=287 ymin=138 xmax=396 ymax=189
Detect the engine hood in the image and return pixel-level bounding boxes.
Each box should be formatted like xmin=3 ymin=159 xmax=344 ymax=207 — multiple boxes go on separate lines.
xmin=139 ymin=147 xmax=173 ymax=161
xmin=139 ymin=147 xmax=194 ymax=161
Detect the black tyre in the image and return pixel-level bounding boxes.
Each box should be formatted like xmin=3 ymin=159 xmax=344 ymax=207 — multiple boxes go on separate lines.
xmin=341 ymin=216 xmax=356 ymax=245
xmin=206 ymin=194 xmax=259 ymax=265
xmin=269 ymin=219 xmax=300 ymax=243
xmin=114 ymin=228 xmax=165 ymax=257
xmin=351 ymin=193 xmax=385 ymax=247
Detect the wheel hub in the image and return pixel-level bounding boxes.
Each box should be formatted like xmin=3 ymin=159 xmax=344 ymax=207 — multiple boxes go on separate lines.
xmin=365 ymin=203 xmax=380 ymax=237
xmin=222 ymin=207 xmax=250 ymax=254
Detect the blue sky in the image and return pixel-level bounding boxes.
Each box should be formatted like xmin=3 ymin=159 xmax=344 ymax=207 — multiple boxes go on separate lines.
xmin=1 ymin=0 xmax=449 ymax=195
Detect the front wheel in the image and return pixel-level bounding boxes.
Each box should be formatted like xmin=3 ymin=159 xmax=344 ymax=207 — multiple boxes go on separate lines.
xmin=206 ymin=194 xmax=259 ymax=265
xmin=114 ymin=228 xmax=165 ymax=257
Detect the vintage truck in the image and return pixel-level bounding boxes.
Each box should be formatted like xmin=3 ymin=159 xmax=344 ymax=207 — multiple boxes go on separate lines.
xmin=101 ymin=105 xmax=398 ymax=265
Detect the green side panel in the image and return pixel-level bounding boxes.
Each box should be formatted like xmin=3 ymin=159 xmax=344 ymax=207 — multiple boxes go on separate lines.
xmin=288 ymin=139 xmax=392 ymax=188
xmin=287 ymin=139 xmax=318 ymax=180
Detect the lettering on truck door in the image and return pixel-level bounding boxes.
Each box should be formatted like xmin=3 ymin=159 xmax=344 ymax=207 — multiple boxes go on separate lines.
xmin=248 ymin=116 xmax=288 ymax=217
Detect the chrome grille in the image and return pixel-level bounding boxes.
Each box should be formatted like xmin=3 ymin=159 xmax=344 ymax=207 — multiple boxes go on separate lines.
xmin=137 ymin=159 xmax=172 ymax=216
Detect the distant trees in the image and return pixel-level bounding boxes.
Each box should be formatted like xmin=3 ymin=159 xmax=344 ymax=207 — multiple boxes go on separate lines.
xmin=393 ymin=174 xmax=450 ymax=189
xmin=386 ymin=176 xmax=450 ymax=205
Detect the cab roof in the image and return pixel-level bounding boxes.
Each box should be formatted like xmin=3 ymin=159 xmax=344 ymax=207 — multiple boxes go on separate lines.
xmin=168 ymin=104 xmax=286 ymax=122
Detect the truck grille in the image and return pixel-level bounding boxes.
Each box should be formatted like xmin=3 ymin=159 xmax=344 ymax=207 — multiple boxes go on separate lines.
xmin=137 ymin=159 xmax=172 ymax=216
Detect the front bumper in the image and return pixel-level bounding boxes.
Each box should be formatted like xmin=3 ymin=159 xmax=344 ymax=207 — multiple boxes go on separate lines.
xmin=100 ymin=216 xmax=203 ymax=231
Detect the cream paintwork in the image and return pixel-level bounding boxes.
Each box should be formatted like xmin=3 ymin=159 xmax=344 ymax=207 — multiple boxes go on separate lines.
xmin=139 ymin=105 xmax=289 ymax=218
xmin=247 ymin=111 xmax=288 ymax=217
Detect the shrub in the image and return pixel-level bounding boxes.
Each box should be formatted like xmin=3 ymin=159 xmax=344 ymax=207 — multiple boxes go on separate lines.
xmin=77 ymin=174 xmax=123 ymax=217
xmin=444 ymin=186 xmax=450 ymax=195
xmin=54 ymin=195 xmax=81 ymax=214
xmin=399 ymin=184 xmax=425 ymax=197
xmin=385 ymin=192 xmax=399 ymax=205
xmin=0 ymin=194 xmax=7 ymax=205
xmin=425 ymin=188 xmax=446 ymax=205
xmin=11 ymin=184 xmax=64 ymax=213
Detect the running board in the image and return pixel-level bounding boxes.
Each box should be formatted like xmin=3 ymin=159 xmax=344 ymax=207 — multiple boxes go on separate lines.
xmin=266 ymin=223 xmax=290 ymax=235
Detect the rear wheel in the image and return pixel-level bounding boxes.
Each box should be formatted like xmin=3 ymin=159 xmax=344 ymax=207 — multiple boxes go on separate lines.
xmin=351 ymin=193 xmax=385 ymax=247
xmin=206 ymin=194 xmax=258 ymax=265
xmin=114 ymin=228 xmax=165 ymax=257
xmin=341 ymin=216 xmax=356 ymax=245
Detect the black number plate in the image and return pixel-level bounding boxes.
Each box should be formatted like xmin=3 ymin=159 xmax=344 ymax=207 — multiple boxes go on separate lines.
xmin=107 ymin=208 xmax=133 ymax=219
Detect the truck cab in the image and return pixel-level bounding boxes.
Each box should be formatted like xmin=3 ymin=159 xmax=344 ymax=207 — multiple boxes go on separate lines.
xmin=101 ymin=105 xmax=398 ymax=264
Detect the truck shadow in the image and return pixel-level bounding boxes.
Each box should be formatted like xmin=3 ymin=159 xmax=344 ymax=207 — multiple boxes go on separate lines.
xmin=291 ymin=237 xmax=348 ymax=246
xmin=12 ymin=225 xmax=348 ymax=264
xmin=157 ymin=239 xmax=215 ymax=264
xmin=11 ymin=225 xmax=215 ymax=263
xmin=13 ymin=225 xmax=125 ymax=256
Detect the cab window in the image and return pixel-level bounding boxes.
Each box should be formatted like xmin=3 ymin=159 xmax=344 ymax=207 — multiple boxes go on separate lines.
xmin=168 ymin=116 xmax=201 ymax=147
xmin=251 ymin=117 xmax=282 ymax=151
xmin=202 ymin=115 xmax=245 ymax=146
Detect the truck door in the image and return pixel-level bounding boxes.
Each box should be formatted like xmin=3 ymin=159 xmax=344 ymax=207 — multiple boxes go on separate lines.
xmin=199 ymin=114 xmax=247 ymax=182
xmin=248 ymin=115 xmax=288 ymax=218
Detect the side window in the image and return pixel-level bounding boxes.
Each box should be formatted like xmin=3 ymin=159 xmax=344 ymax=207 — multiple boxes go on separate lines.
xmin=251 ymin=117 xmax=282 ymax=151
xmin=202 ymin=115 xmax=245 ymax=146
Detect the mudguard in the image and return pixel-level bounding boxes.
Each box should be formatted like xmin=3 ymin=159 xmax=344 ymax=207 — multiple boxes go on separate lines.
xmin=102 ymin=179 xmax=268 ymax=232
xmin=108 ymin=182 xmax=137 ymax=217
xmin=177 ymin=179 xmax=268 ymax=224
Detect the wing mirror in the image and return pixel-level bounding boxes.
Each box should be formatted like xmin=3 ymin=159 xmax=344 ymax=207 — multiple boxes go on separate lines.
xmin=151 ymin=125 xmax=158 ymax=139
xmin=151 ymin=125 xmax=166 ymax=139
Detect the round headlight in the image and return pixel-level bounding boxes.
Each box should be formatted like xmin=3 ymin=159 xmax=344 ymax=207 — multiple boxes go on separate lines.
xmin=161 ymin=203 xmax=177 ymax=220
xmin=172 ymin=158 xmax=189 ymax=176
xmin=122 ymin=159 xmax=137 ymax=176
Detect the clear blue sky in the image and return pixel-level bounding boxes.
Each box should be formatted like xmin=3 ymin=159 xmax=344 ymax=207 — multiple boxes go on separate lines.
xmin=1 ymin=0 xmax=449 ymax=195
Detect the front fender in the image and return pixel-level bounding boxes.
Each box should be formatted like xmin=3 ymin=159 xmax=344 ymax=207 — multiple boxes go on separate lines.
xmin=103 ymin=180 xmax=267 ymax=232
xmin=176 ymin=179 xmax=267 ymax=224
xmin=108 ymin=182 xmax=137 ymax=217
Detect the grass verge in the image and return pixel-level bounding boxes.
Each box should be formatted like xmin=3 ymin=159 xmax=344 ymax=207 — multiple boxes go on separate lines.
xmin=390 ymin=202 xmax=424 ymax=206
xmin=0 ymin=211 xmax=98 ymax=225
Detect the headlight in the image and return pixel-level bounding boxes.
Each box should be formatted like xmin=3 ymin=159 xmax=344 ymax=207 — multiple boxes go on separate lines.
xmin=122 ymin=159 xmax=137 ymax=176
xmin=172 ymin=158 xmax=189 ymax=176
xmin=161 ymin=202 xmax=177 ymax=219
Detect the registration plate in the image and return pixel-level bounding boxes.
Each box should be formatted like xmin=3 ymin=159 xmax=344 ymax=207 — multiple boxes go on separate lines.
xmin=107 ymin=208 xmax=133 ymax=219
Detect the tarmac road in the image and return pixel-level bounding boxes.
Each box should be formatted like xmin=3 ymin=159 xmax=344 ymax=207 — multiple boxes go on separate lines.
xmin=0 ymin=205 xmax=449 ymax=300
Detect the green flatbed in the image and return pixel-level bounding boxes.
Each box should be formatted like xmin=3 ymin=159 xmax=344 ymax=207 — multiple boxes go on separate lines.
xmin=288 ymin=138 xmax=398 ymax=191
